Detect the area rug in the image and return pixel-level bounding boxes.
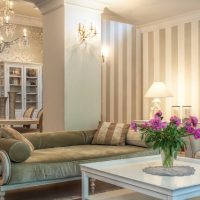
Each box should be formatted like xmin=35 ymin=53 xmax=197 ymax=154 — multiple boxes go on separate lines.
xmin=58 ymin=189 xmax=200 ymax=200
xmin=89 ymin=189 xmax=158 ymax=200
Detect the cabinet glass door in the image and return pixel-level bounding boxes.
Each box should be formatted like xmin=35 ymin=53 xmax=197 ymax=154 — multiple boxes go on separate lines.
xmin=9 ymin=67 xmax=22 ymax=110
xmin=0 ymin=64 xmax=4 ymax=96
xmin=26 ymin=67 xmax=38 ymax=109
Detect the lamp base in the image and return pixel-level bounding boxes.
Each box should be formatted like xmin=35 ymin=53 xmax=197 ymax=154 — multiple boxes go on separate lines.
xmin=149 ymin=98 xmax=161 ymax=119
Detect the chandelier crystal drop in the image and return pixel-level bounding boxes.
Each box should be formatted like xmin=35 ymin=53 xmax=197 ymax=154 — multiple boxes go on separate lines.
xmin=0 ymin=0 xmax=29 ymax=53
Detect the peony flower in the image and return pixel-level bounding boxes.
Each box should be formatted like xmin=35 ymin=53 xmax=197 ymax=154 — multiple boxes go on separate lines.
xmin=154 ymin=110 xmax=163 ymax=119
xmin=141 ymin=122 xmax=150 ymax=128
xmin=149 ymin=117 xmax=166 ymax=131
xmin=130 ymin=121 xmax=137 ymax=131
xmin=185 ymin=126 xmax=195 ymax=134
xmin=170 ymin=116 xmax=181 ymax=126
xmin=185 ymin=119 xmax=192 ymax=127
xmin=161 ymin=122 xmax=167 ymax=129
xmin=190 ymin=116 xmax=198 ymax=127
xmin=194 ymin=129 xmax=200 ymax=139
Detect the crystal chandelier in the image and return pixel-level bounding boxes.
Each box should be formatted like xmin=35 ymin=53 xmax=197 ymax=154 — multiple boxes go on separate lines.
xmin=0 ymin=0 xmax=29 ymax=53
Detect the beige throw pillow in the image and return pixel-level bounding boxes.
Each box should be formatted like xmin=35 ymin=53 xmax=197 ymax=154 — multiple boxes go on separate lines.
xmin=92 ymin=122 xmax=130 ymax=146
xmin=0 ymin=127 xmax=34 ymax=151
xmin=126 ymin=129 xmax=147 ymax=147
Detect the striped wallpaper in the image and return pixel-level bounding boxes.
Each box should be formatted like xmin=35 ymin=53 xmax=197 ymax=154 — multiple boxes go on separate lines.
xmin=101 ymin=19 xmax=142 ymax=123
xmin=142 ymin=20 xmax=200 ymax=120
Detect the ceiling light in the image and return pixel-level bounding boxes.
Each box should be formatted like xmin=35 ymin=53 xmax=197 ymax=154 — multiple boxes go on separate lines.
xmin=0 ymin=0 xmax=29 ymax=53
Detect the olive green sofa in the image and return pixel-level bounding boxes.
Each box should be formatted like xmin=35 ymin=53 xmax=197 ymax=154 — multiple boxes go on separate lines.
xmin=0 ymin=130 xmax=157 ymax=199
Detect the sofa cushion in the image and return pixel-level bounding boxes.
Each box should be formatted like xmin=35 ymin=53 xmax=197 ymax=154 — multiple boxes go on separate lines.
xmin=23 ymin=131 xmax=86 ymax=149
xmin=0 ymin=138 xmax=31 ymax=162
xmin=126 ymin=129 xmax=147 ymax=147
xmin=92 ymin=122 xmax=130 ymax=146
xmin=83 ymin=130 xmax=96 ymax=144
xmin=5 ymin=145 xmax=157 ymax=185
xmin=184 ymin=135 xmax=200 ymax=158
xmin=0 ymin=127 xmax=34 ymax=151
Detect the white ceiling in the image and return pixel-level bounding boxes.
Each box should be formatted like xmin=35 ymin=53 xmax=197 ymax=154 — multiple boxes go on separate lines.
xmin=107 ymin=0 xmax=200 ymax=25
xmin=10 ymin=0 xmax=200 ymax=25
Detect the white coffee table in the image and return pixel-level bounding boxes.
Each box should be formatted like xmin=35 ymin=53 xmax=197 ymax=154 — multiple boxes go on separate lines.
xmin=80 ymin=155 xmax=200 ymax=200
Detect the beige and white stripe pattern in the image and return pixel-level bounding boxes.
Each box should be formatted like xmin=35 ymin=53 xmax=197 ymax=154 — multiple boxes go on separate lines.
xmin=92 ymin=122 xmax=130 ymax=146
xmin=141 ymin=20 xmax=200 ymax=119
xmin=102 ymin=19 xmax=142 ymax=124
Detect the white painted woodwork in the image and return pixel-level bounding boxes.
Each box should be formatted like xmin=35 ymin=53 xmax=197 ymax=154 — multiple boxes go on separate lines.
xmin=81 ymin=155 xmax=200 ymax=200
xmin=0 ymin=62 xmax=42 ymax=118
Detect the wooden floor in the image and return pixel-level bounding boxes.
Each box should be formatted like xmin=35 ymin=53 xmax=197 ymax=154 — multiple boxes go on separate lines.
xmin=5 ymin=180 xmax=119 ymax=200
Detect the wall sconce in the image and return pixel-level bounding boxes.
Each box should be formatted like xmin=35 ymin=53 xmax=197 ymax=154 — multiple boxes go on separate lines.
xmin=78 ymin=23 xmax=97 ymax=44
xmin=101 ymin=46 xmax=109 ymax=63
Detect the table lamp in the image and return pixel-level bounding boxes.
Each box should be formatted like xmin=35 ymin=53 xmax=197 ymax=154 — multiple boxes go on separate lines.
xmin=145 ymin=82 xmax=173 ymax=118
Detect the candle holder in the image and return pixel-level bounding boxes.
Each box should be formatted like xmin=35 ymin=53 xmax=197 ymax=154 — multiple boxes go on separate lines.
xmin=171 ymin=106 xmax=181 ymax=119
xmin=78 ymin=23 xmax=97 ymax=44
xmin=182 ymin=106 xmax=192 ymax=123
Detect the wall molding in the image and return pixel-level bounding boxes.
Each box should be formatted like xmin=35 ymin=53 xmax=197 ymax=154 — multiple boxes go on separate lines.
xmin=26 ymin=0 xmax=64 ymax=15
xmin=12 ymin=14 xmax=42 ymax=27
xmin=138 ymin=9 xmax=200 ymax=32
xmin=102 ymin=8 xmax=135 ymax=25
xmin=65 ymin=0 xmax=108 ymax=11
xmin=27 ymin=0 xmax=107 ymax=15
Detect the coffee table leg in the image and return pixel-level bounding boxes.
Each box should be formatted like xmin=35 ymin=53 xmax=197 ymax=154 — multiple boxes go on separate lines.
xmin=82 ymin=172 xmax=89 ymax=200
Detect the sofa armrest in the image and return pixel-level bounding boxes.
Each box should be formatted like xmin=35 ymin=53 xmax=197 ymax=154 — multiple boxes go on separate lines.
xmin=183 ymin=136 xmax=197 ymax=158
xmin=0 ymin=150 xmax=11 ymax=186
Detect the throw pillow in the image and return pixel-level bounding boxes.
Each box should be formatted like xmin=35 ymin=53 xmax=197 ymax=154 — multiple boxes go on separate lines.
xmin=0 ymin=127 xmax=34 ymax=151
xmin=92 ymin=122 xmax=130 ymax=146
xmin=0 ymin=138 xmax=31 ymax=162
xmin=126 ymin=129 xmax=147 ymax=147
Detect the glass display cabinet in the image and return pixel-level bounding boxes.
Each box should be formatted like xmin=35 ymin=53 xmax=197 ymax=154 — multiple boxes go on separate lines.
xmin=0 ymin=62 xmax=42 ymax=118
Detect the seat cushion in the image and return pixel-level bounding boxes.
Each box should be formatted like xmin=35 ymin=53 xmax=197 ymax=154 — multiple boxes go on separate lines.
xmin=7 ymin=145 xmax=157 ymax=185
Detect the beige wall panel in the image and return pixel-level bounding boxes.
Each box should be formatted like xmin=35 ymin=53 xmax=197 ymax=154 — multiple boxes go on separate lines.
xmin=184 ymin=23 xmax=192 ymax=107
xmin=141 ymin=18 xmax=200 ymax=119
xmin=102 ymin=19 xmax=142 ymax=123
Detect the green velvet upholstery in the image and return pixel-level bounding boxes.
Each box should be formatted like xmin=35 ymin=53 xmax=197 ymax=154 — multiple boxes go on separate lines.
xmin=23 ymin=131 xmax=90 ymax=149
xmin=0 ymin=138 xmax=31 ymax=162
xmin=0 ymin=127 xmax=34 ymax=151
xmin=83 ymin=130 xmax=96 ymax=144
xmin=5 ymin=145 xmax=157 ymax=185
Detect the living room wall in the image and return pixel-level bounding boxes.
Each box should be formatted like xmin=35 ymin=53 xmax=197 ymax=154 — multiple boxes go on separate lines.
xmin=140 ymin=12 xmax=200 ymax=120
xmin=101 ymin=19 xmax=142 ymax=123
xmin=0 ymin=24 xmax=43 ymax=63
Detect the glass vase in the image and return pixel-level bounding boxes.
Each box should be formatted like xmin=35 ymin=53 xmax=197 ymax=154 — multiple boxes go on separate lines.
xmin=161 ymin=149 xmax=175 ymax=168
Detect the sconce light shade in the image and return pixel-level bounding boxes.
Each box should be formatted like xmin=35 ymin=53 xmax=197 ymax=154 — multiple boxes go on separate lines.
xmin=145 ymin=82 xmax=173 ymax=98
xmin=101 ymin=46 xmax=109 ymax=63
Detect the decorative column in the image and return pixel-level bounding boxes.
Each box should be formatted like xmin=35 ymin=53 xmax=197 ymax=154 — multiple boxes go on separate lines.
xmin=31 ymin=0 xmax=105 ymax=131
xmin=8 ymin=91 xmax=17 ymax=119
xmin=0 ymin=97 xmax=7 ymax=118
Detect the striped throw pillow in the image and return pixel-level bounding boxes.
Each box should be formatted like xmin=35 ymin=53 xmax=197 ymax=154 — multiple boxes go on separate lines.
xmin=92 ymin=122 xmax=130 ymax=146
